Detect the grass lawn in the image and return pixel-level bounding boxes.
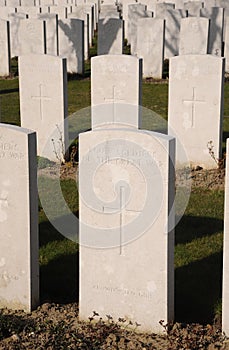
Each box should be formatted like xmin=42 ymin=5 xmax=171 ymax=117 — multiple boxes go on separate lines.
xmin=0 ymin=59 xmax=228 ymax=324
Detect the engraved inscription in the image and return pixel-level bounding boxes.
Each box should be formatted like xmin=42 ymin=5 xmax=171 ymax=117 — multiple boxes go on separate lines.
xmin=0 ymin=141 xmax=24 ymax=160
xmin=93 ymin=284 xmax=154 ymax=300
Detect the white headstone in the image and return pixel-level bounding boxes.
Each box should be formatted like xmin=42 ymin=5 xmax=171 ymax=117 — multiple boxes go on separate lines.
xmin=37 ymin=13 xmax=58 ymax=55
xmin=49 ymin=5 xmax=68 ymax=18
xmin=8 ymin=13 xmax=28 ymax=58
xmin=69 ymin=12 xmax=89 ymax=60
xmin=179 ymin=17 xmax=209 ymax=54
xmin=0 ymin=123 xmax=39 ymax=312
xmin=91 ymin=55 xmax=142 ymax=129
xmin=155 ymin=2 xmax=175 ymax=16
xmin=58 ymin=18 xmax=84 ymax=74
xmin=19 ymin=54 xmax=68 ymax=161
xmin=18 ymin=18 xmax=46 ymax=55
xmin=17 ymin=6 xmax=41 ymax=18
xmin=223 ymin=138 xmax=229 ymax=337
xmin=79 ymin=106 xmax=175 ymax=334
xmin=225 ymin=17 xmax=229 ymax=73
xmin=0 ymin=7 xmax=16 ymax=20
xmin=156 ymin=8 xmax=187 ymax=58
xmin=97 ymin=18 xmax=123 ymax=55
xmin=137 ymin=18 xmax=164 ymax=78
xmin=200 ymin=7 xmax=224 ymax=56
xmin=6 ymin=0 xmax=19 ymax=5
xmin=0 ymin=19 xmax=10 ymax=76
xmin=71 ymin=4 xmax=94 ymax=45
xmin=168 ymin=55 xmax=224 ymax=168
xmin=184 ymin=0 xmax=203 ymax=16
xmin=128 ymin=3 xmax=152 ymax=55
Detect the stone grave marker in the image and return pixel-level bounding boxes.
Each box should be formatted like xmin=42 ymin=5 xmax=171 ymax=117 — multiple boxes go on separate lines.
xmin=49 ymin=5 xmax=68 ymax=19
xmin=91 ymin=54 xmax=142 ymax=129
xmin=0 ymin=123 xmax=39 ymax=312
xmin=37 ymin=13 xmax=58 ymax=55
xmin=225 ymin=16 xmax=229 ymax=73
xmin=79 ymin=89 xmax=175 ymax=334
xmin=97 ymin=18 xmax=123 ymax=55
xmin=69 ymin=12 xmax=89 ymax=60
xmin=137 ymin=18 xmax=164 ymax=78
xmin=223 ymin=138 xmax=229 ymax=337
xmin=8 ymin=13 xmax=28 ymax=58
xmin=156 ymin=8 xmax=187 ymax=58
xmin=200 ymin=7 xmax=224 ymax=56
xmin=168 ymin=54 xmax=224 ymax=168
xmin=0 ymin=19 xmax=10 ymax=76
xmin=17 ymin=6 xmax=41 ymax=18
xmin=179 ymin=17 xmax=209 ymax=54
xmin=19 ymin=54 xmax=68 ymax=161
xmin=184 ymin=1 xmax=203 ymax=16
xmin=58 ymin=18 xmax=84 ymax=74
xmin=18 ymin=18 xmax=46 ymax=55
xmin=0 ymin=7 xmax=16 ymax=20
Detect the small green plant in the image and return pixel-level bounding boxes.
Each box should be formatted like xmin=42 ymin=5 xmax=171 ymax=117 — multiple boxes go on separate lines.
xmin=37 ymin=156 xmax=55 ymax=169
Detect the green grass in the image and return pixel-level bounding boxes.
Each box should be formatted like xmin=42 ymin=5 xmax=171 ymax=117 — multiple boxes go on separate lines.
xmin=1 ymin=62 xmax=229 ymax=323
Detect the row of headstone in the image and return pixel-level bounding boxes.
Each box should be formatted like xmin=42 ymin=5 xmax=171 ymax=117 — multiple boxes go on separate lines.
xmin=0 ymin=50 xmax=227 ymax=334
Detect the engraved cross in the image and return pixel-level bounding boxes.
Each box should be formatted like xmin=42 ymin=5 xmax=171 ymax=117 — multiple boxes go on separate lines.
xmin=31 ymin=84 xmax=51 ymax=121
xmin=104 ymin=85 xmax=125 ymax=123
xmin=182 ymin=87 xmax=205 ymax=128
xmin=103 ymin=186 xmax=141 ymax=255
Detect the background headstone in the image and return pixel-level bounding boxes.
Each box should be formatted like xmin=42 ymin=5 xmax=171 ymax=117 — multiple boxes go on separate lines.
xmin=0 ymin=19 xmax=10 ymax=76
xmin=179 ymin=17 xmax=209 ymax=54
xmin=137 ymin=18 xmax=164 ymax=78
xmin=168 ymin=54 xmax=224 ymax=168
xmin=0 ymin=123 xmax=39 ymax=312
xmin=19 ymin=54 xmax=68 ymax=161
xmin=97 ymin=18 xmax=123 ymax=55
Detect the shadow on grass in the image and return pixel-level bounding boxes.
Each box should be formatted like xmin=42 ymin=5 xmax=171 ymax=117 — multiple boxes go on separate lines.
xmin=0 ymin=88 xmax=19 ymax=95
xmin=175 ymin=215 xmax=223 ymax=245
xmin=175 ymin=251 xmax=222 ymax=324
xmin=40 ymin=252 xmax=79 ymax=304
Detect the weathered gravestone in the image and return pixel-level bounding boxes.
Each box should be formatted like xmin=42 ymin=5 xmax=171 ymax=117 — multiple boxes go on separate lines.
xmin=69 ymin=12 xmax=89 ymax=60
xmin=97 ymin=18 xmax=123 ymax=55
xmin=37 ymin=13 xmax=58 ymax=55
xmin=184 ymin=1 xmax=203 ymax=16
xmin=156 ymin=9 xmax=187 ymax=58
xmin=137 ymin=18 xmax=164 ymax=78
xmin=58 ymin=18 xmax=84 ymax=74
xmin=79 ymin=86 xmax=175 ymax=334
xmin=168 ymin=54 xmax=224 ymax=168
xmin=8 ymin=13 xmax=28 ymax=58
xmin=18 ymin=18 xmax=46 ymax=55
xmin=19 ymin=54 xmax=68 ymax=161
xmin=223 ymin=138 xmax=229 ymax=337
xmin=179 ymin=17 xmax=209 ymax=54
xmin=128 ymin=3 xmax=152 ymax=55
xmin=200 ymin=7 xmax=224 ymax=56
xmin=225 ymin=16 xmax=229 ymax=72
xmin=0 ymin=123 xmax=39 ymax=311
xmin=91 ymin=54 xmax=142 ymax=129
xmin=0 ymin=19 xmax=10 ymax=76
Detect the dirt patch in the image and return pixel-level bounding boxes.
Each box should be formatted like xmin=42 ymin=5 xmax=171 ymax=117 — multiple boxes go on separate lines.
xmin=0 ymin=303 xmax=227 ymax=349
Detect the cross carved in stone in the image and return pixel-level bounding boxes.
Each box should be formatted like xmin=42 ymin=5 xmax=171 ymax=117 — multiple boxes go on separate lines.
xmin=103 ymin=186 xmax=141 ymax=255
xmin=31 ymin=84 xmax=51 ymax=121
xmin=182 ymin=87 xmax=206 ymax=128
xmin=104 ymin=85 xmax=125 ymax=123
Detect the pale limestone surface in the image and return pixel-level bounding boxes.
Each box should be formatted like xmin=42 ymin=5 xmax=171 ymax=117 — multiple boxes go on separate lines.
xmin=20 ymin=0 xmax=36 ymax=5
xmin=156 ymin=9 xmax=187 ymax=58
xmin=0 ymin=19 xmax=10 ymax=76
xmin=69 ymin=12 xmax=89 ymax=60
xmin=17 ymin=6 xmax=40 ymax=18
xmin=122 ymin=0 xmax=139 ymax=40
xmin=37 ymin=13 xmax=58 ymax=55
xmin=179 ymin=17 xmax=209 ymax=54
xmin=79 ymin=124 xmax=175 ymax=334
xmin=97 ymin=18 xmax=123 ymax=55
xmin=225 ymin=17 xmax=229 ymax=72
xmin=19 ymin=54 xmax=68 ymax=161
xmin=200 ymin=7 xmax=224 ymax=56
xmin=6 ymin=0 xmax=19 ymax=6
xmin=8 ymin=13 xmax=28 ymax=58
xmin=58 ymin=18 xmax=84 ymax=74
xmin=168 ymin=55 xmax=224 ymax=169
xmin=0 ymin=7 xmax=16 ymax=20
xmin=18 ymin=18 xmax=46 ymax=55
xmin=71 ymin=5 xmax=93 ymax=45
xmin=223 ymin=138 xmax=229 ymax=337
xmin=49 ymin=5 xmax=68 ymax=18
xmin=0 ymin=123 xmax=39 ymax=312
xmin=91 ymin=55 xmax=142 ymax=129
xmin=128 ymin=4 xmax=152 ymax=55
xmin=155 ymin=2 xmax=175 ymax=16
xmin=137 ymin=18 xmax=164 ymax=78
xmin=184 ymin=0 xmax=203 ymax=16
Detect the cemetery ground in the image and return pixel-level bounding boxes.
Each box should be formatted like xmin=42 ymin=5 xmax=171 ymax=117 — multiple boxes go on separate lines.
xmin=0 ymin=60 xmax=229 ymax=349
